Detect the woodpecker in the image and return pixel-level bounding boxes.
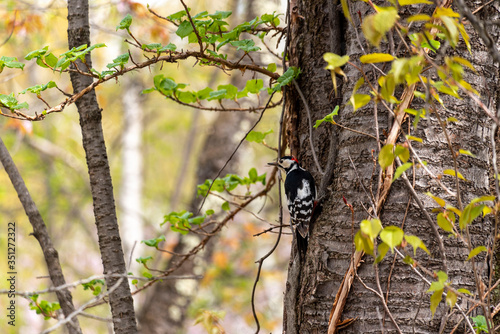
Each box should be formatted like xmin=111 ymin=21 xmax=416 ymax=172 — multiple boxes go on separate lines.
xmin=268 ymin=156 xmax=317 ymax=238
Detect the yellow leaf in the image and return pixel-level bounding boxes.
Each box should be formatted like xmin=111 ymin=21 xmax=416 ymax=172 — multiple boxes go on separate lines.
xmin=459 ymin=149 xmax=475 ymax=157
xmin=443 ymin=169 xmax=466 ymax=181
xmin=379 ymin=144 xmax=394 ymax=169
xmin=406 ymin=135 xmax=423 ymax=143
xmin=349 ymin=93 xmax=371 ymax=111
xmin=452 ymin=56 xmax=476 ymax=72
xmin=360 ymin=53 xmax=395 ymax=63
xmin=399 ymin=0 xmax=432 ymax=5
xmin=340 ymin=0 xmax=352 ymax=23
xmin=426 ymin=192 xmax=446 ymax=207
xmin=362 ymin=8 xmax=399 ymax=47
xmin=407 ymin=14 xmax=431 ymax=22
xmin=324 ymin=53 xmax=349 ymax=69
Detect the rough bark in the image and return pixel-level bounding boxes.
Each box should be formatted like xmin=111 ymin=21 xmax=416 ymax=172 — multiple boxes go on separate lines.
xmin=0 ymin=137 xmax=82 ymax=334
xmin=283 ymin=0 xmax=500 ymax=333
xmin=67 ymin=0 xmax=138 ymax=332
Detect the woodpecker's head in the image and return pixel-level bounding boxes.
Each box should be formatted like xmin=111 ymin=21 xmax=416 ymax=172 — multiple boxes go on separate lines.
xmin=267 ymin=156 xmax=299 ymax=174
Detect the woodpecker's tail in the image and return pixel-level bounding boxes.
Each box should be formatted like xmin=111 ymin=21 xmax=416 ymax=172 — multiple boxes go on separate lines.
xmin=296 ymin=222 xmax=309 ymax=239
xmin=296 ymin=226 xmax=308 ymax=258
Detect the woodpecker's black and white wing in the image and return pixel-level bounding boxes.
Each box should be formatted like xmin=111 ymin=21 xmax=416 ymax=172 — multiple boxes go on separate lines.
xmin=284 ymin=167 xmax=316 ymax=238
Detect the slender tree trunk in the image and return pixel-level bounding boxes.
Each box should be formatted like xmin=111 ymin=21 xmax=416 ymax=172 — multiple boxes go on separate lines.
xmin=138 ymin=110 xmax=246 ymax=333
xmin=0 ymin=137 xmax=82 ymax=334
xmin=283 ymin=0 xmax=499 ymax=333
xmin=119 ymin=79 xmax=144 ymax=257
xmin=67 ymin=0 xmax=138 ymax=332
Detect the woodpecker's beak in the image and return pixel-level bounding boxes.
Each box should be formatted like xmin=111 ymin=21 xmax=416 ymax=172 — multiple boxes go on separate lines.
xmin=267 ymin=161 xmax=279 ymax=167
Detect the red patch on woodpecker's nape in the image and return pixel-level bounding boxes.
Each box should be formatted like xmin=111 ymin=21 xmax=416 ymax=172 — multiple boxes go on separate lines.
xmin=291 ymin=156 xmax=299 ymax=163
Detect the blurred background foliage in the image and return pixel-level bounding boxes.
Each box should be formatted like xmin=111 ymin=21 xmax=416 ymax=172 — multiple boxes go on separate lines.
xmin=0 ymin=0 xmax=291 ymax=333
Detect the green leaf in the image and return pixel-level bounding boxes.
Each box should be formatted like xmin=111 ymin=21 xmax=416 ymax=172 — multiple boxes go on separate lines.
xmin=467 ymin=246 xmax=487 ymax=261
xmin=159 ymin=43 xmax=177 ymax=52
xmin=245 ymin=79 xmax=264 ymax=94
xmin=230 ymin=39 xmax=260 ymax=52
xmin=141 ymin=235 xmax=166 ymax=248
xmin=379 ymin=144 xmax=394 ymax=169
xmin=207 ymin=89 xmax=227 ymax=101
xmin=206 ymin=209 xmax=215 ymax=215
xmin=425 ymin=192 xmax=446 ymax=207
xmin=380 ymin=226 xmax=404 ymax=251
xmin=44 ymin=53 xmax=58 ymax=67
xmin=404 ymin=235 xmax=430 ymax=255
xmin=106 ymin=53 xmax=129 ymax=69
xmin=176 ymin=20 xmax=194 ymax=38
xmin=222 ymin=201 xmax=230 ymax=211
xmin=217 ymin=84 xmax=238 ymax=99
xmin=0 ymin=56 xmax=24 ymax=71
xmin=196 ymin=87 xmax=213 ymax=100
xmin=142 ymin=43 xmax=162 ymax=51
xmin=272 ymin=66 xmax=301 ymax=92
xmin=246 ymin=129 xmax=273 ymax=143
xmin=360 ymin=219 xmax=383 ymax=240
xmin=0 ymin=93 xmax=28 ymax=110
xmin=168 ymin=10 xmax=187 ymax=21
xmin=437 ymin=213 xmax=454 ymax=233
xmin=25 ymin=46 xmax=49 ymax=60
xmin=314 ymin=106 xmax=339 ymax=128
xmin=116 ymin=14 xmax=132 ymax=31
xmin=360 ymin=53 xmax=395 ymax=63
xmin=430 ymin=289 xmax=443 ymax=316
xmin=20 ymin=81 xmax=57 ymax=95
xmin=136 ymin=256 xmax=153 ymax=265
xmin=267 ymin=63 xmax=277 ymax=73
xmin=393 ymin=162 xmax=413 ymax=182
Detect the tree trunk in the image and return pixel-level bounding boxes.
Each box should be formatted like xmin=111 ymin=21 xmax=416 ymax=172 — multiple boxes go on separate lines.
xmin=67 ymin=0 xmax=138 ymax=332
xmin=0 ymin=137 xmax=82 ymax=334
xmin=138 ymin=110 xmax=246 ymax=333
xmin=283 ymin=0 xmax=499 ymax=333
xmin=119 ymin=79 xmax=145 ymax=257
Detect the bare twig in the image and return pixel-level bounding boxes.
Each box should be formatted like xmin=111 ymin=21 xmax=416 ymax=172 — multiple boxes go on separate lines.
xmin=356 ymin=274 xmax=402 ymax=334
xmin=396 ymin=158 xmax=448 ymax=272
